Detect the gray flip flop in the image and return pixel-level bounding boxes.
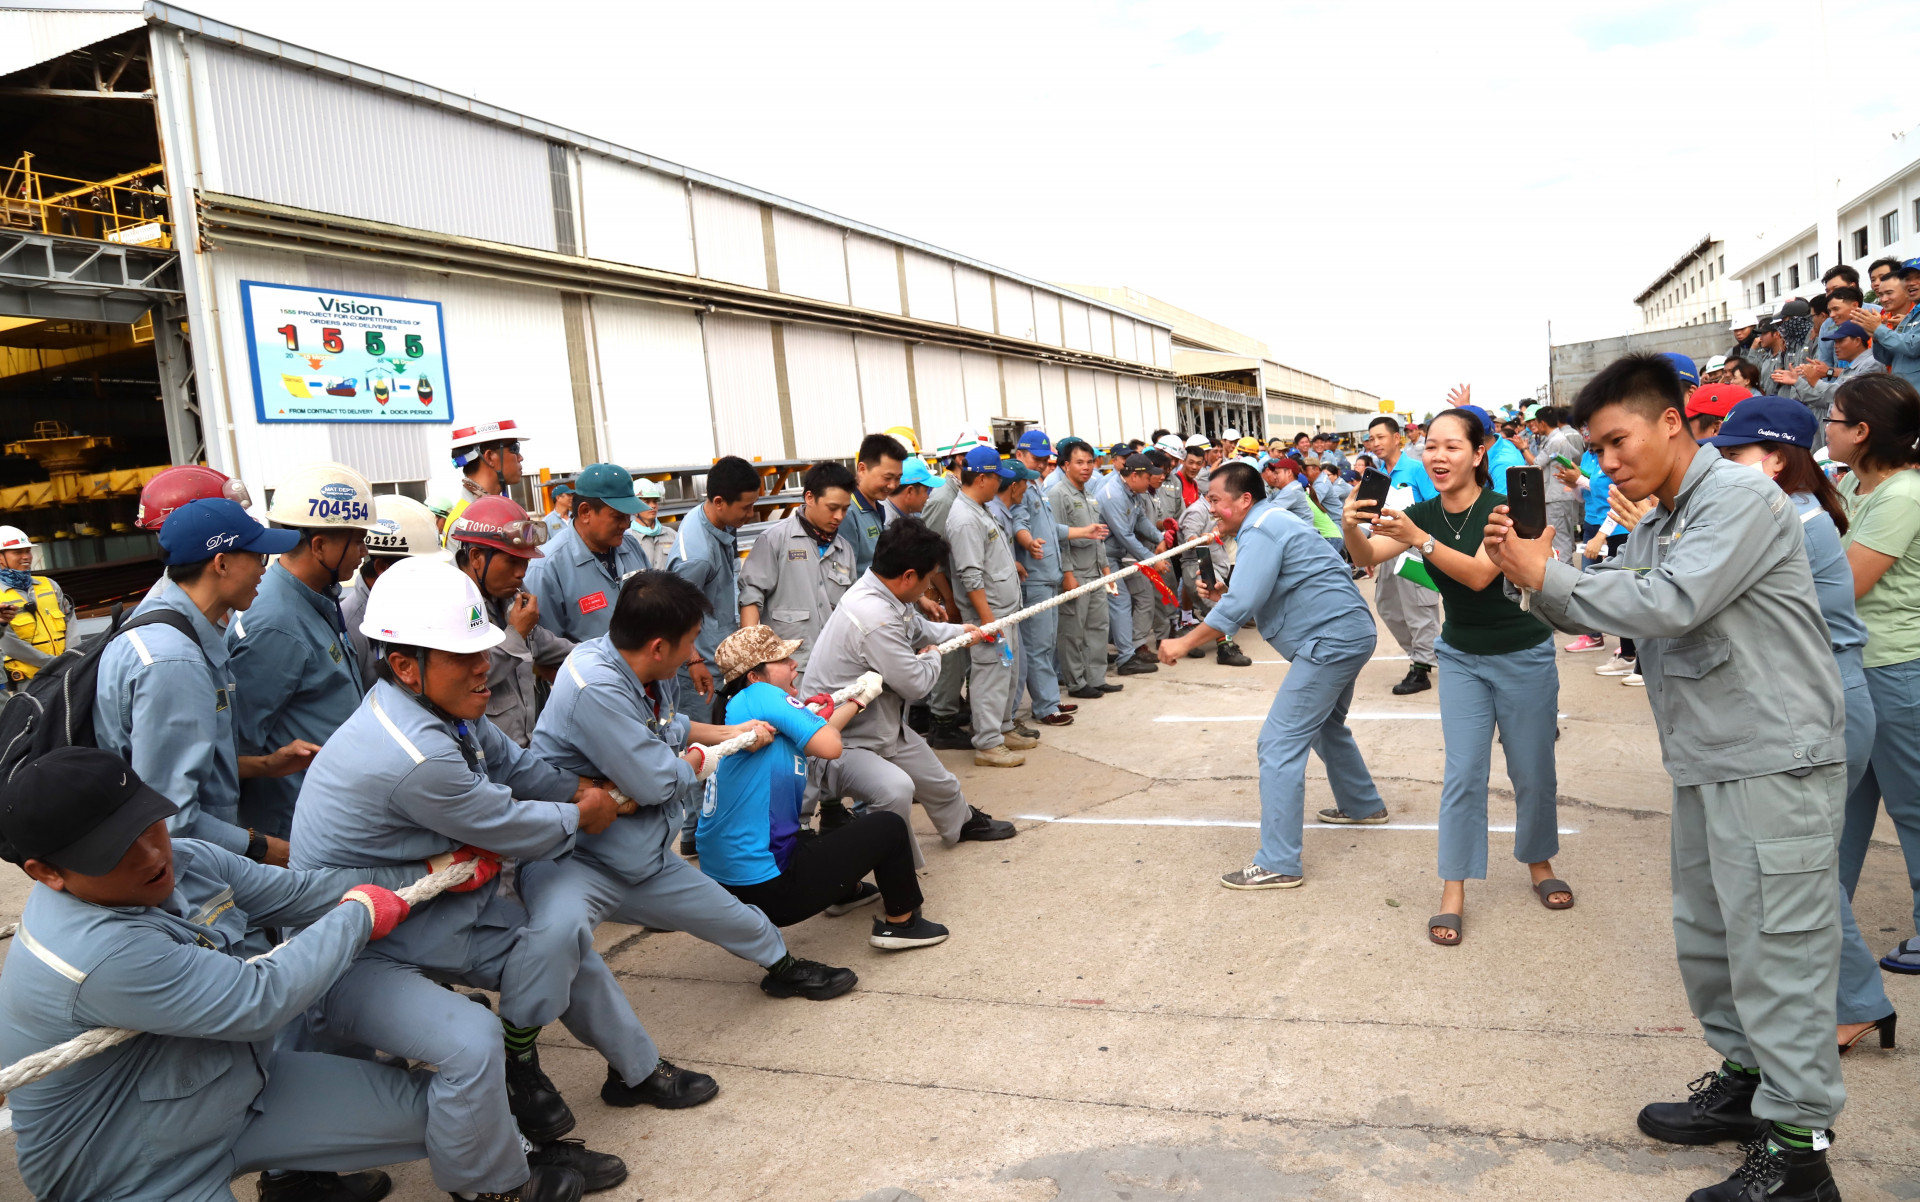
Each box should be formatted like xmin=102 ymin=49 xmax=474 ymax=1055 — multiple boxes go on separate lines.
xmin=1534 ymin=878 xmax=1574 ymax=910
xmin=1428 ymin=913 xmax=1462 ymax=946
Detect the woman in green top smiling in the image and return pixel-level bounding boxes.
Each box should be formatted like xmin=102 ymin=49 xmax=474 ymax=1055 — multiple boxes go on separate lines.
xmin=1825 ymin=373 xmax=1920 ymax=974
xmin=1342 ymin=406 xmax=1568 ymax=946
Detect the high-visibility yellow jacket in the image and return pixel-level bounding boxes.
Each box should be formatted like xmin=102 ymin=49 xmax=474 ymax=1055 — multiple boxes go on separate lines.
xmin=2 ymin=575 xmax=67 ymax=682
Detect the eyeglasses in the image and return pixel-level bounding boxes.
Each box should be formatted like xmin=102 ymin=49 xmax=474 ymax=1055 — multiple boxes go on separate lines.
xmin=1823 ymin=418 xmax=1856 ymax=426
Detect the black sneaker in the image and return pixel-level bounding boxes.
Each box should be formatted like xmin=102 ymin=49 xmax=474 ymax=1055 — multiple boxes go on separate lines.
xmin=1096 ymin=682 xmax=1124 ymax=693
xmin=1067 ymin=686 xmax=1106 ymax=700
xmin=958 ymin=805 xmax=1016 ymax=841
xmin=926 ymin=720 xmax=972 ymax=750
xmin=824 ymin=881 xmax=882 ymax=916
xmin=1216 ymin=641 xmax=1251 ymax=667
xmin=449 ymin=1165 xmax=583 ymax=1202
xmin=678 ymin=835 xmax=697 ymax=857
xmin=258 ymin=1170 xmax=392 ymax=1201
xmin=503 ymin=1045 xmax=575 ymax=1143
xmin=870 ymin=910 xmax=951 ymax=950
xmin=1117 ymin=652 xmax=1158 ymax=675
xmin=816 ymin=797 xmax=854 ymax=833
xmin=526 ymin=1139 xmax=627 ymax=1193
xmin=1687 ymin=1130 xmax=1839 ymax=1201
xmin=1187 ymin=644 xmax=1208 ymax=658
xmin=1390 ymin=664 xmax=1433 ymax=695
xmin=600 ymin=1059 xmax=719 ymax=1110
xmin=1637 ymin=1066 xmax=1763 ymax=1145
xmin=761 ymin=956 xmax=857 ymax=1000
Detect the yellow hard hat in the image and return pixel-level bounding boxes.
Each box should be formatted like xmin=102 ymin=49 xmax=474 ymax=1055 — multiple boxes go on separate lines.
xmin=883 ymin=426 xmax=920 ymax=454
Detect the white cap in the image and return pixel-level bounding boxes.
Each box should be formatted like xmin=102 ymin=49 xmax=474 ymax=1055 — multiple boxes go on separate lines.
xmin=1221 ymin=428 xmax=1241 ymax=442
xmin=267 ymin=461 xmax=378 ymax=530
xmin=365 ymin=494 xmax=453 ymax=562
xmin=359 ymin=557 xmax=504 ymax=654
xmin=0 ymin=526 xmax=29 ymax=551
xmin=634 ymin=478 xmax=666 ymax=501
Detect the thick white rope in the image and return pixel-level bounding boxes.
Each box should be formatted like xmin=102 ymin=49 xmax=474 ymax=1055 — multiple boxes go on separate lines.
xmin=932 ymin=530 xmax=1218 ymax=655
xmin=0 ymin=858 xmax=481 ymax=1095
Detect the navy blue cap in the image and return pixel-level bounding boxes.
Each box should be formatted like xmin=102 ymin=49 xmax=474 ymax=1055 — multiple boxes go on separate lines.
xmin=1703 ymin=396 xmax=1817 ymax=451
xmin=1108 ymin=442 xmax=1130 ymax=458
xmin=1458 ymin=404 xmax=1497 ymax=434
xmin=1821 ymin=321 xmax=1868 ymax=343
xmin=159 ymin=497 xmax=300 ymax=566
xmin=1015 ymin=428 xmax=1052 ymax=455
xmin=1659 ymin=352 xmax=1701 ymax=386
xmin=962 ymin=444 xmax=1014 ymax=478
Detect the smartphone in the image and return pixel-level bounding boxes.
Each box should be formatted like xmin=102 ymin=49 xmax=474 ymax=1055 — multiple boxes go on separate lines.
xmin=1505 ymin=465 xmax=1547 ymax=540
xmin=1198 ymin=552 xmax=1216 ymax=589
xmin=1354 ymin=467 xmax=1392 ymax=513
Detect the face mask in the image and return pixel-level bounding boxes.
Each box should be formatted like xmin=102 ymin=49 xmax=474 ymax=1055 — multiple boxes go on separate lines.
xmin=633 ymin=518 xmax=666 ymax=537
xmin=1731 ymin=454 xmax=1772 ymax=477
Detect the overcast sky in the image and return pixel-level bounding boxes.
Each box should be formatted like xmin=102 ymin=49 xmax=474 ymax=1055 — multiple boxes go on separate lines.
xmin=195 ymin=0 xmax=1920 ymax=412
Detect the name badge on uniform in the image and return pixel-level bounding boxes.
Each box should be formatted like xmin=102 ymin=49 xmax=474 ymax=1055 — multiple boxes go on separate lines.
xmin=328 ymin=642 xmax=343 ymax=664
xmin=214 ymin=687 xmax=230 ymax=713
xmin=787 ymin=549 xmax=809 ymax=561
xmin=579 ymin=592 xmax=608 ymax=615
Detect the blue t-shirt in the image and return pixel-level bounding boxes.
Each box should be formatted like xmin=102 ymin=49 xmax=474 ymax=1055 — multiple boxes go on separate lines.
xmin=1580 ymin=450 xmax=1612 ymax=528
xmin=1387 ymin=452 xmax=1438 ymax=504
xmin=696 ymin=682 xmax=826 ymax=887
xmin=1486 ymin=437 xmax=1529 ymax=494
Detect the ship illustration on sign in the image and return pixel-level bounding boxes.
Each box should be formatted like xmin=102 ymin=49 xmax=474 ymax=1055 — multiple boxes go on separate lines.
xmin=281 ymin=374 xmax=383 ymax=399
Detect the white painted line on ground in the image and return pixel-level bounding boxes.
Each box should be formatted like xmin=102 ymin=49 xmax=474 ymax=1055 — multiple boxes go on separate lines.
xmin=1017 ymin=815 xmax=1581 ymax=834
xmin=0 ymin=1107 xmax=12 ymax=1132
xmin=1253 ymin=656 xmax=1409 ymax=664
xmin=1153 ymin=713 xmax=1569 ymax=723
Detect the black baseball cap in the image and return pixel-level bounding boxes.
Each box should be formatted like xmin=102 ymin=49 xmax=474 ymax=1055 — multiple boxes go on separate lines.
xmin=0 ymin=748 xmax=179 ymax=874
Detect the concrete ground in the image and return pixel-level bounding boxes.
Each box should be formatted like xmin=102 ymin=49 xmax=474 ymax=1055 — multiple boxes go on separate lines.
xmin=2 ymin=586 xmax=1918 ymax=1200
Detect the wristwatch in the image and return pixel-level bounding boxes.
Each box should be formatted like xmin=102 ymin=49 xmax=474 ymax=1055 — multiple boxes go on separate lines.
xmin=1420 ymin=536 xmax=1435 ymax=556
xmin=245 ymin=828 xmax=270 ymax=863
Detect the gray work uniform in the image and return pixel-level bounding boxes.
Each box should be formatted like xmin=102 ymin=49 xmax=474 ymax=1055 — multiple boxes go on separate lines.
xmin=946 ymin=492 xmax=1023 ymax=750
xmin=1179 ymin=497 xmax=1228 ymax=622
xmin=228 ymin=563 xmax=364 ymax=839
xmin=525 ymin=520 xmax=651 ymax=643
xmin=844 ymin=490 xmax=888 ymax=577
xmin=482 ymin=591 xmax=574 ymax=747
xmin=290 ymin=681 xmax=646 ymax=1195
xmin=340 ymin=569 xmax=377 ymax=689
xmin=1789 ymin=350 xmax=1885 ymax=419
xmin=1015 ymin=483 xmax=1068 ymax=719
xmin=1526 ymin=448 xmax=1847 ymax=1129
xmin=921 ymin=474 xmax=971 ymax=721
xmin=502 ymin=639 xmax=786 ymax=1038
xmin=1269 ymin=479 xmax=1316 ymax=528
xmin=672 ymin=503 xmax=743 ymax=725
xmin=0 ymin=840 xmax=426 ymax=1202
xmin=737 ymin=512 xmax=855 ymax=671
xmin=1049 ymin=472 xmax=1110 ymax=692
xmin=1095 ymin=471 xmax=1164 ymax=656
xmin=1312 ymin=473 xmax=1351 ymax=525
xmin=1540 ymin=426 xmax=1587 ymax=565
xmin=1203 ymin=499 xmax=1386 ymax=877
xmin=94 ymin=578 xmax=251 ymax=855
xmin=801 ymin=571 xmax=976 ymax=864
xmin=630 ymin=525 xmax=679 ymax=571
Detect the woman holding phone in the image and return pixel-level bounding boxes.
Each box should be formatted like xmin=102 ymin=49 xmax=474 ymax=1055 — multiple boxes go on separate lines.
xmin=1341 ymin=406 xmax=1568 ymax=946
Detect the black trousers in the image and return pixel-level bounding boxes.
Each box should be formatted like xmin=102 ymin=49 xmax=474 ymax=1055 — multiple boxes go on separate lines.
xmin=725 ymin=811 xmax=922 ymax=926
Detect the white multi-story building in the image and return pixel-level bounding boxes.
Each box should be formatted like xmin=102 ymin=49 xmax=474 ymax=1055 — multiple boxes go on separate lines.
xmin=1633 ymin=235 xmax=1736 ymax=332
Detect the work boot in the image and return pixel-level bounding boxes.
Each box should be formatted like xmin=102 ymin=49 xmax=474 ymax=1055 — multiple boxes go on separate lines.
xmin=926 ymin=719 xmax=972 ymax=750
xmin=1216 ymin=641 xmax=1252 ymax=667
xmin=1686 ymin=1128 xmax=1839 ymax=1201
xmin=258 ymin=1171 xmax=391 ymax=1201
xmin=450 ymin=1165 xmax=583 ymax=1202
xmin=959 ymin=805 xmax=1017 ymax=840
xmin=907 ymin=703 xmax=932 ymax=734
xmin=816 ymin=796 xmax=854 ymax=833
xmin=1637 ymin=1064 xmax=1763 ymax=1145
xmin=760 ymin=955 xmax=858 ymax=1000
xmin=525 ymin=1140 xmax=627 ymax=1193
xmin=677 ymin=835 xmax=697 ymax=857
xmin=1011 ymin=720 xmax=1040 ymax=739
xmin=503 ymin=1044 xmax=575 ymax=1143
xmin=600 ymin=1059 xmax=719 ymax=1109
xmin=1117 ymin=651 xmax=1158 ymax=675
xmin=1391 ymin=663 xmax=1432 ymax=695
xmin=973 ymin=745 xmax=1026 ymax=767
xmin=1096 ymin=682 xmax=1124 ymax=693
xmin=1002 ymin=730 xmax=1040 ymax=750
xmin=1067 ymin=686 xmax=1106 ymax=700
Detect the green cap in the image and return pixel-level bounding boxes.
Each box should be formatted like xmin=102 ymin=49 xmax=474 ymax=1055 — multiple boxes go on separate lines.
xmin=573 ymin=463 xmax=646 ymax=514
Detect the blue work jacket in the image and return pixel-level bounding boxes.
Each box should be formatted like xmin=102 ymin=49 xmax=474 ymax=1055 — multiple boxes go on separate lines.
xmin=1202 ymin=497 xmax=1377 ymax=660
xmin=525 ymin=522 xmax=652 ymax=643
xmin=1015 ymin=485 xmax=1068 ymax=585
xmin=672 ymin=504 xmax=742 ymax=667
xmin=844 ymin=489 xmax=888 ymax=578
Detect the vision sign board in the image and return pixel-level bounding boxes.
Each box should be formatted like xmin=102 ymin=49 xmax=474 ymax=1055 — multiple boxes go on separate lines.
xmin=241 ymin=281 xmax=453 ymax=424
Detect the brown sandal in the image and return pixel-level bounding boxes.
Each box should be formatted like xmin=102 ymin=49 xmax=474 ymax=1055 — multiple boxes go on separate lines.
xmin=1428 ymin=913 xmax=1462 ymax=946
xmin=1533 ymin=878 xmax=1574 ymax=910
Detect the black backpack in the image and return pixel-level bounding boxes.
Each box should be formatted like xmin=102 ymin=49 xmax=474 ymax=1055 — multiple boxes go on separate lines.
xmin=0 ymin=606 xmax=202 ymax=784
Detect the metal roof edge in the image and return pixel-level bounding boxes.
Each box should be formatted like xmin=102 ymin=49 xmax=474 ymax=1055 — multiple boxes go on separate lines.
xmin=136 ymin=1 xmax=1172 ymax=333
xmin=1631 ymin=233 xmax=1715 ymax=304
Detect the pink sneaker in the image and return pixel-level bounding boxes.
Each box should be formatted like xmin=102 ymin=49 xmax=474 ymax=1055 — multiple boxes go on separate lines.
xmin=1563 ymin=634 xmax=1605 ymax=653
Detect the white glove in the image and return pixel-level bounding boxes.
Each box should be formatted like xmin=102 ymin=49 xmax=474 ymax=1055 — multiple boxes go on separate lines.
xmin=849 ymin=671 xmax=885 ymax=708
xmin=688 ymin=744 xmax=722 ymax=780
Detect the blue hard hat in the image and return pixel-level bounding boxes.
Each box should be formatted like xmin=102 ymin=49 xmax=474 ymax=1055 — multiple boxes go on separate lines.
xmin=1704 ymin=395 xmax=1817 ymax=451
xmin=159 ymin=497 xmax=300 ymax=566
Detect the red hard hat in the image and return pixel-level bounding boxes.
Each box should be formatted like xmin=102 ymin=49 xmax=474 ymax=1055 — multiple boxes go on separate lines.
xmin=446 ymin=494 xmax=548 ymax=558
xmin=136 ymin=465 xmax=251 ymax=531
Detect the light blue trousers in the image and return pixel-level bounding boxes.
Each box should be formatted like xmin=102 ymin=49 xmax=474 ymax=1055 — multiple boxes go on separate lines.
xmin=1021 ymin=579 xmax=1063 ymax=718
xmin=1254 ymin=636 xmax=1386 ymax=877
xmin=1840 ymin=656 xmax=1920 ymax=935
xmin=1106 ymin=565 xmax=1132 ymax=654
xmin=1833 ymin=654 xmax=1893 ymax=1024
xmin=1434 ymin=638 xmax=1560 ymax=881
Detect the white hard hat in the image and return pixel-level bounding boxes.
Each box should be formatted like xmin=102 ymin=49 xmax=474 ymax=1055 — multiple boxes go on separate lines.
xmin=1154 ymin=435 xmax=1185 ymax=457
xmin=359 ymin=556 xmax=504 ymax=654
xmin=267 ymin=461 xmax=378 ymax=530
xmin=634 ymin=477 xmax=666 ymax=501
xmin=933 ymin=425 xmax=988 ymax=457
xmin=1221 ymin=428 xmax=1241 ymax=442
xmin=365 ymin=494 xmax=453 ymax=562
xmin=0 ymin=526 xmax=29 ymax=551
xmin=1183 ymin=433 xmax=1210 ymax=450
xmin=450 ymin=418 xmax=532 ymax=466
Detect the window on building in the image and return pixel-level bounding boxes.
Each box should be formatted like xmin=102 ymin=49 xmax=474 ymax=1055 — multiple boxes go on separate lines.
xmin=1708 ymin=262 xmax=1715 ymax=281
xmin=1718 ymin=255 xmax=1725 ymax=273
xmin=1808 ymin=254 xmax=1820 ymax=280
xmin=1720 ymin=302 xmax=1727 ymax=320
xmin=1758 ymin=282 xmax=1767 ymax=303
xmin=1883 ymin=211 xmax=1902 ymax=246
xmin=1855 ymin=228 xmax=1870 ymax=258
xmin=1745 ymin=287 xmax=1753 ymax=307
xmin=1789 ymin=264 xmax=1800 ymax=289
xmin=1772 ymin=273 xmax=1782 ymax=296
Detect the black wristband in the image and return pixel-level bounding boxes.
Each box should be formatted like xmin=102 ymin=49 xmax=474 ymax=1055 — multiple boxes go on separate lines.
xmin=245 ymin=828 xmax=270 ymax=863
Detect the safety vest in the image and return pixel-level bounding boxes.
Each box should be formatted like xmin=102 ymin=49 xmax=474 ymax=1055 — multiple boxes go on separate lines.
xmin=2 ymin=575 xmax=67 ymax=682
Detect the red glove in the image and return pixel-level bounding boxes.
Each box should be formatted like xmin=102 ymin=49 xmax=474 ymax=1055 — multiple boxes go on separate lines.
xmin=425 ymin=846 xmax=502 ymax=893
xmin=342 ymin=885 xmax=410 ymax=940
xmin=802 ymin=693 xmax=835 ymax=718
